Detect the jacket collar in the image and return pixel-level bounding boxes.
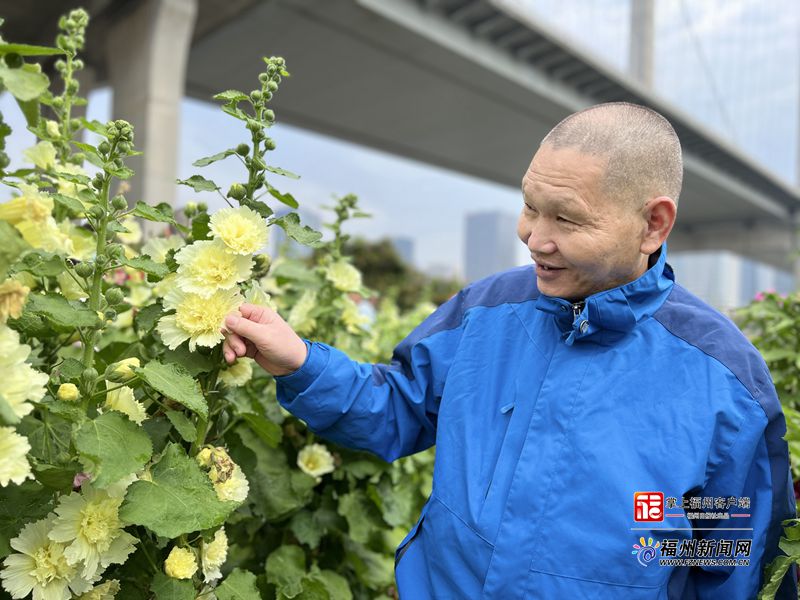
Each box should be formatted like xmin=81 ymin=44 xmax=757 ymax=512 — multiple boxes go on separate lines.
xmin=535 ymin=242 xmax=675 ymax=345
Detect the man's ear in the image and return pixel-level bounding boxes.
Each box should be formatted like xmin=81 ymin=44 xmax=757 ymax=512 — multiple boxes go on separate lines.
xmin=640 ymin=196 xmax=677 ymax=255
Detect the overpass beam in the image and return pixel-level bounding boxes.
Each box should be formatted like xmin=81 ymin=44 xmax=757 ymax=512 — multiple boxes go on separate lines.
xmin=106 ymin=0 xmax=198 ymax=236
xmin=629 ymin=0 xmax=654 ymax=88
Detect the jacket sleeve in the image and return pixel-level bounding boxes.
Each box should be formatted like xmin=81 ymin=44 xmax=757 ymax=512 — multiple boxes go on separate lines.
xmin=689 ymin=387 xmax=797 ymax=600
xmin=272 ymin=290 xmax=467 ymax=463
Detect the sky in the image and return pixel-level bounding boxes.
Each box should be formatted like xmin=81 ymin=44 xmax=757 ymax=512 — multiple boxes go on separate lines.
xmin=2 ymin=0 xmax=799 ymax=280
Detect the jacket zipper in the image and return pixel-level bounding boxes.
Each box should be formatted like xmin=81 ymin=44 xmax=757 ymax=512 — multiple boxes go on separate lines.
xmin=572 ymin=300 xmax=585 ymax=321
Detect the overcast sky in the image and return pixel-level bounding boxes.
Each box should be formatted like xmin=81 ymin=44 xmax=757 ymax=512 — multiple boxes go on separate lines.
xmin=2 ymin=0 xmax=798 ymax=278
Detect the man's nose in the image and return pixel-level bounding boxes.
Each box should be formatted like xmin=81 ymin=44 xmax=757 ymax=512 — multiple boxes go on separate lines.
xmin=523 ymin=220 xmax=558 ymax=255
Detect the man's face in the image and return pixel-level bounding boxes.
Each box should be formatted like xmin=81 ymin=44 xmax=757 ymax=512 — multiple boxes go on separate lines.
xmin=517 ymin=144 xmax=649 ymax=302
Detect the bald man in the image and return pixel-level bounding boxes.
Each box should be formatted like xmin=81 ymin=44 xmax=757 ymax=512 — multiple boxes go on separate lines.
xmin=222 ymin=102 xmax=796 ymax=599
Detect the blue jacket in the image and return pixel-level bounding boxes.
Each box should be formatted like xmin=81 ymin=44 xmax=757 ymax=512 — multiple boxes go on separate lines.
xmin=275 ymin=243 xmax=797 ymax=599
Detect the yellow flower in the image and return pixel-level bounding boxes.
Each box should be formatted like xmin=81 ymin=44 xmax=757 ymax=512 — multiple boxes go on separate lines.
xmin=157 ymin=286 xmax=243 ymax=352
xmin=201 ymin=528 xmax=227 ymax=583
xmin=287 ymin=290 xmax=317 ymax=334
xmin=0 ymin=514 xmax=95 ymax=600
xmin=0 ymin=278 xmax=29 ymax=323
xmin=0 ymin=325 xmax=48 ymax=419
xmin=152 ymin=272 xmax=178 ymax=299
xmin=48 ymin=484 xmax=138 ymax=580
xmin=75 ymin=579 xmax=121 ymax=599
xmin=243 ymin=280 xmax=278 ymax=311
xmin=0 ymin=184 xmax=53 ymax=225
xmin=175 ymin=240 xmax=253 ymax=298
xmin=296 ymin=443 xmax=335 ymax=483
xmin=164 ymin=547 xmax=197 ymax=580
xmin=45 ymin=120 xmax=61 ymax=138
xmin=0 ymin=427 xmax=33 ymax=487
xmin=59 ymin=221 xmax=95 ymax=261
xmin=57 ymin=383 xmax=80 ymax=403
xmin=15 ymin=217 xmax=74 ymax=255
xmin=219 ymin=358 xmax=253 ymax=388
xmin=209 ymin=206 xmax=269 ymax=255
xmin=324 ymin=261 xmax=362 ymax=292
xmin=103 ymin=387 xmax=147 ymax=425
xmin=197 ymin=447 xmax=249 ymax=504
xmin=340 ymin=296 xmax=370 ymax=334
xmin=57 ymin=271 xmax=87 ymax=301
xmin=141 ymin=235 xmax=185 ymax=264
xmin=23 ymin=141 xmax=57 ymax=171
xmin=107 ymin=358 xmax=140 ymax=383
xmin=115 ymin=217 xmax=142 ymax=246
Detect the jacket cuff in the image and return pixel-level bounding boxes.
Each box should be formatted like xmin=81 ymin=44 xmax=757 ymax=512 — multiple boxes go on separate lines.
xmin=273 ymin=339 xmax=327 ymax=395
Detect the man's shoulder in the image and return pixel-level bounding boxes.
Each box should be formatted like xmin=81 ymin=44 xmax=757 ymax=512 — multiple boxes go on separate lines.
xmin=653 ymin=282 xmax=775 ymax=405
xmin=457 ymin=264 xmax=539 ymax=311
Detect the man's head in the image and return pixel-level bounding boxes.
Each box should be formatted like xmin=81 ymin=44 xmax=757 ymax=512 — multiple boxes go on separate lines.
xmin=517 ymin=102 xmax=681 ymax=302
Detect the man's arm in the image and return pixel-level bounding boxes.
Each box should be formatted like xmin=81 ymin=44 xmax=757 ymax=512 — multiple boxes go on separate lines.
xmin=273 ymin=290 xmax=467 ymax=463
xmin=687 ymin=390 xmax=797 ymax=599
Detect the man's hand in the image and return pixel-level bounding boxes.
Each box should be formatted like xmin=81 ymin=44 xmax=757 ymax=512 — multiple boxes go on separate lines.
xmin=222 ymin=303 xmax=308 ymax=377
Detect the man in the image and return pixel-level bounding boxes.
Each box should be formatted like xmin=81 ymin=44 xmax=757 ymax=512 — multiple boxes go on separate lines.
xmin=222 ymin=102 xmax=797 ymax=599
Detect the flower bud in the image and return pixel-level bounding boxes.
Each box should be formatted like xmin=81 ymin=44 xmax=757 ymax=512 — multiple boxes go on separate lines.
xmin=82 ymin=367 xmax=98 ymax=384
xmin=227 ymin=183 xmax=246 ymax=200
xmin=117 ymin=141 xmax=131 ymax=154
xmin=250 ymin=90 xmax=262 ymax=101
xmin=264 ymin=109 xmax=275 ymax=122
xmin=66 ymin=79 xmax=79 ymax=94
xmin=106 ymin=357 xmax=140 ymax=382
xmin=89 ymin=205 xmax=104 ymax=219
xmin=264 ymin=138 xmax=276 ymax=151
xmin=235 ymin=143 xmax=250 ymax=156
xmin=105 ymin=287 xmax=124 ymax=305
xmin=45 ymin=120 xmax=61 ymax=138
xmin=52 ymin=97 xmax=64 ymax=109
xmin=98 ymin=141 xmax=110 ymax=155
xmin=197 ymin=202 xmax=208 ymax=212
xmin=75 ymin=262 xmax=94 ymax=278
xmin=73 ymin=58 xmax=84 ymax=70
xmin=104 ymin=308 xmax=117 ymax=321
xmin=111 ymin=195 xmax=127 ymax=211
xmin=267 ymin=81 xmax=278 ymax=92
xmin=95 ymin=254 xmax=109 ymax=267
xmin=92 ymin=174 xmax=105 ymax=190
xmin=4 ymin=53 xmax=23 ymax=69
xmin=105 ymin=244 xmax=124 ymax=260
xmin=57 ymin=383 xmax=80 ymax=402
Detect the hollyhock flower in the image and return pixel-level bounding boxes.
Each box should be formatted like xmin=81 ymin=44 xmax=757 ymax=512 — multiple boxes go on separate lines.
xmin=0 ymin=184 xmax=53 ymax=225
xmin=324 ymin=260 xmax=362 ymax=292
xmin=201 ymin=528 xmax=228 ymax=583
xmin=157 ymin=286 xmax=243 ymax=352
xmin=0 ymin=278 xmax=29 ymax=323
xmin=164 ymin=547 xmax=197 ymax=580
xmin=141 ymin=235 xmax=184 ymax=264
xmin=209 ymin=206 xmax=269 ymax=255
xmin=56 ymin=384 xmax=80 ymax=403
xmin=75 ymin=579 xmax=120 ymax=599
xmin=0 ymin=428 xmax=33 ymax=487
xmin=0 ymin=325 xmax=49 ymax=419
xmin=296 ymin=443 xmax=335 ymax=483
xmin=174 ymin=239 xmax=252 ymax=298
xmin=103 ymin=387 xmax=146 ymax=425
xmin=219 ymin=358 xmax=254 ymax=388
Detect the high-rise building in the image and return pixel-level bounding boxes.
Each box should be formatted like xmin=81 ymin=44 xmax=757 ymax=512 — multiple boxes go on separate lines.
xmin=464 ymin=211 xmax=519 ymax=283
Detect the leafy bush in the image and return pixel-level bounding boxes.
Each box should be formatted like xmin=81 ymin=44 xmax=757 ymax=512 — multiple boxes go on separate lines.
xmin=0 ymin=10 xmax=435 ymax=599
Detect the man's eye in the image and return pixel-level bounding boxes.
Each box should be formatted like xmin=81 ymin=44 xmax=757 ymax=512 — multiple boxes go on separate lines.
xmin=524 ymin=204 xmax=536 ymax=213
xmin=557 ymin=216 xmax=574 ymax=224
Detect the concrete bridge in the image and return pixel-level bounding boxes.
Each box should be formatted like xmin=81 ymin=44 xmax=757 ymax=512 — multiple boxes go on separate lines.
xmin=4 ymin=0 xmax=799 ymax=278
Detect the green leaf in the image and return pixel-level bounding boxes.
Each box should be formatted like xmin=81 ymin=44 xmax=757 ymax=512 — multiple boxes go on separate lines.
xmin=142 ymin=416 xmax=172 ymax=455
xmin=0 ymin=394 xmax=19 ymax=426
xmin=266 ymin=185 xmax=298 ymax=209
xmin=240 ymin=413 xmax=282 ymax=448
xmin=269 ymin=213 xmax=323 ymax=247
xmin=337 ymin=490 xmax=379 ymax=544
xmin=375 ymin=475 xmax=416 ymax=527
xmin=221 ymin=104 xmax=249 ymax=121
xmin=138 ymin=361 xmax=208 ymax=419
xmin=0 ymin=481 xmax=55 ymax=558
xmin=306 ymin=568 xmax=352 ymax=600
xmin=161 ymin=346 xmax=215 ymax=376
xmin=758 ymin=554 xmax=796 ymax=600
xmin=265 ymin=545 xmax=306 ymax=598
xmin=120 ymin=443 xmax=237 ymax=538
xmin=150 ymin=572 xmax=195 ymax=600
xmin=80 ymin=118 xmax=107 ymax=136
xmin=50 ymin=357 xmax=85 ymax=383
xmin=165 ymin=410 xmax=196 ymax=443
xmin=191 ymin=212 xmax=211 ymax=241
xmin=25 ymin=292 xmax=100 ymax=330
xmin=11 ymin=250 xmax=65 ymax=277
xmin=231 ymin=426 xmax=315 ymax=521
xmin=192 ymin=149 xmax=235 ymax=167
xmin=52 ymin=193 xmax=86 ymax=215
xmin=265 ymin=166 xmax=300 ymax=180
xmin=0 ymin=63 xmax=49 ymax=101
xmin=132 ymin=201 xmax=188 ymax=233
xmin=119 ymin=256 xmax=169 ymax=280
xmin=75 ymin=411 xmax=153 ymax=489
xmin=31 ymin=462 xmax=80 ymax=492
xmin=213 ymin=90 xmax=249 ymax=103
xmin=289 ymin=510 xmax=323 ymax=550
xmin=134 ymin=303 xmax=164 ymax=335
xmin=241 ymin=198 xmax=273 ymax=218
xmin=216 ymin=568 xmax=261 ymax=600
xmin=0 ymin=43 xmax=64 ymax=56
xmin=0 ymin=221 xmax=30 ymax=279
xmin=176 ymin=175 xmax=219 ymax=193
xmin=15 ymin=97 xmax=39 ymax=128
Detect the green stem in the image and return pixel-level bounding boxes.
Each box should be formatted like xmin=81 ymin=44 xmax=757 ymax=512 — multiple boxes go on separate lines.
xmin=81 ymin=175 xmax=110 ymax=370
xmin=190 ymin=346 xmax=224 ymax=454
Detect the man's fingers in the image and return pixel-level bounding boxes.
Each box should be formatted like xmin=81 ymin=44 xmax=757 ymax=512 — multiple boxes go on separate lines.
xmin=238 ymin=302 xmax=276 ymax=324
xmin=224 ymin=310 xmax=269 ymax=346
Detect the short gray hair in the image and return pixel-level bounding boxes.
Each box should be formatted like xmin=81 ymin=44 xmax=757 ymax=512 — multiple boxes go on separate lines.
xmin=541 ymin=102 xmax=683 ymax=208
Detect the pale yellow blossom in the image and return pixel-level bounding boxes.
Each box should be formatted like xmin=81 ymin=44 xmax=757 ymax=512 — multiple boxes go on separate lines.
xmin=0 ymin=325 xmax=48 ymax=419
xmin=57 ymin=383 xmax=80 ymax=403
xmin=164 ymin=547 xmax=197 ymax=580
xmin=0 ymin=278 xmax=29 ymax=323
xmin=287 ymin=289 xmax=317 ymax=334
xmin=297 ymin=443 xmax=335 ymax=484
xmin=174 ymin=239 xmax=252 ymax=298
xmin=103 ymin=387 xmax=147 ymax=425
xmin=141 ymin=235 xmax=184 ymax=264
xmin=157 ymin=286 xmax=243 ymax=352
xmin=49 ymin=485 xmax=138 ymax=580
xmin=75 ymin=579 xmax=120 ymax=600
xmin=324 ymin=260 xmax=362 ymax=292
xmin=106 ymin=358 xmax=140 ymax=383
xmin=209 ymin=206 xmax=269 ymax=255
xmin=219 ymin=358 xmax=253 ymax=388
xmin=201 ymin=528 xmax=227 ymax=583
xmin=0 ymin=184 xmax=53 ymax=225
xmin=0 ymin=427 xmax=33 ymax=487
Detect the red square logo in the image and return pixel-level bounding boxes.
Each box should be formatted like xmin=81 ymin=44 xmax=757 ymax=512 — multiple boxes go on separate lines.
xmin=634 ymin=492 xmax=663 ymax=522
